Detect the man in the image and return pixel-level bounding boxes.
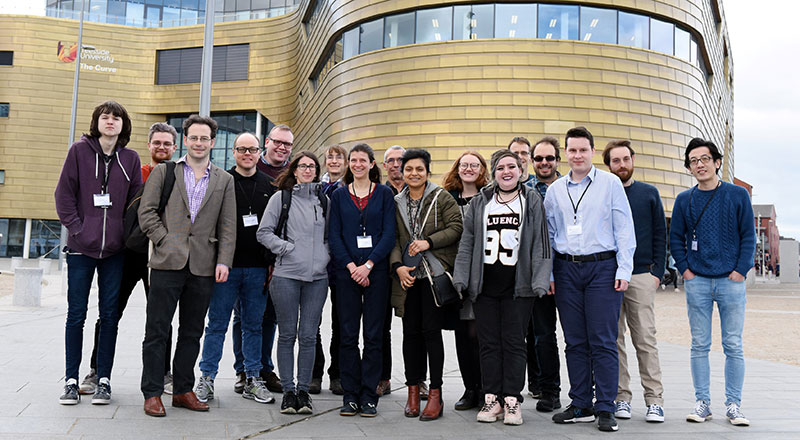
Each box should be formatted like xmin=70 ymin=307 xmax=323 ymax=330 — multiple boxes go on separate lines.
xmin=82 ymin=122 xmax=178 ymax=396
xmin=508 ymin=136 xmax=534 ymax=187
xmin=257 ymin=124 xmax=293 ymax=179
xmin=546 ymin=127 xmax=636 ymax=432
xmin=383 ymin=145 xmax=405 ymax=195
xmin=55 ymin=101 xmax=142 ymax=405
xmin=525 ymin=136 xmax=563 ymax=413
xmin=604 ymin=140 xmax=667 ymax=423
xmin=670 ymin=138 xmax=755 ymax=426
xmin=195 ymin=132 xmax=275 ymax=405
xmin=139 ymin=114 xmax=236 ymax=417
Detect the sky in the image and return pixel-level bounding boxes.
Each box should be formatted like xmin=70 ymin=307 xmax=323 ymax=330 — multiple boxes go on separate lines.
xmin=0 ymin=0 xmax=797 ymax=238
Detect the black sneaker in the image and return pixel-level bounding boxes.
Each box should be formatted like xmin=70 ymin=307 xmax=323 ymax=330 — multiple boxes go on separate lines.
xmin=340 ymin=401 xmax=359 ymax=416
xmin=360 ymin=402 xmax=377 ymax=417
xmin=59 ymin=379 xmax=80 ymax=405
xmin=91 ymin=378 xmax=111 ymax=405
xmin=281 ymin=391 xmax=298 ymax=414
xmin=552 ymin=405 xmax=596 ymax=423
xmin=536 ymin=393 xmax=562 ymax=412
xmin=597 ymin=411 xmax=619 ymax=432
xmin=297 ymin=390 xmax=313 ymax=414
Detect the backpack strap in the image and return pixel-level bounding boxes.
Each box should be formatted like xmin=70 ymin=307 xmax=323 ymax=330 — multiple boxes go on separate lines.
xmin=275 ymin=189 xmax=292 ymax=240
xmin=157 ymin=161 xmax=177 ymax=214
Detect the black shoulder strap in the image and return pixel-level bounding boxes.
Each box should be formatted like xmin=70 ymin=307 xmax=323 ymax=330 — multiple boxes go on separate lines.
xmin=157 ymin=161 xmax=177 ymax=214
xmin=276 ymin=189 xmax=292 ymax=240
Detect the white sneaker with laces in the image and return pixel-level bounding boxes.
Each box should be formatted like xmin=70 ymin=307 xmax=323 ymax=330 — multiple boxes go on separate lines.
xmin=614 ymin=400 xmax=632 ymax=419
xmin=726 ymin=403 xmax=750 ymax=426
xmin=686 ymin=400 xmax=712 ymax=422
xmin=645 ymin=403 xmax=665 ymax=422
xmin=477 ymin=393 xmax=504 ymax=423
xmin=503 ymin=396 xmax=523 ymax=425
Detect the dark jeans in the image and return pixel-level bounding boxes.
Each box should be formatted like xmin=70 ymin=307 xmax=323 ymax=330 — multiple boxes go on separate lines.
xmin=336 ymin=269 xmax=388 ymax=406
xmin=454 ymin=318 xmax=481 ymax=392
xmin=527 ymin=294 xmax=561 ymax=395
xmin=312 ymin=284 xmax=341 ymax=381
xmin=233 ymin=282 xmax=277 ymax=375
xmin=90 ymin=249 xmax=171 ymax=374
xmin=474 ymin=289 xmax=533 ymax=401
xmin=525 ymin=323 xmax=540 ymax=391
xmin=402 ymin=281 xmax=444 ymax=389
xmin=65 ymin=252 xmax=124 ymax=381
xmin=141 ymin=267 xmax=213 ymax=398
xmin=553 ymin=257 xmax=622 ymax=413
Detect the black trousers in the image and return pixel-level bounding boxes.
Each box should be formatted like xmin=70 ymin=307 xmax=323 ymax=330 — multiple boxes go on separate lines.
xmin=454 ymin=318 xmax=481 ymax=391
xmin=474 ymin=290 xmax=533 ymax=401
xmin=141 ymin=266 xmax=213 ymax=398
xmin=312 ymin=284 xmax=341 ymax=380
xmin=527 ymin=294 xmax=561 ymax=395
xmin=402 ymin=281 xmax=444 ymax=389
xmin=381 ymin=290 xmax=393 ymax=381
xmin=90 ymin=249 xmax=172 ymax=373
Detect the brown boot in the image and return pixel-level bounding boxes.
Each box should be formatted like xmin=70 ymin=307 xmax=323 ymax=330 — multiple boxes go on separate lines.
xmin=419 ymin=388 xmax=443 ymax=421
xmin=404 ymin=385 xmax=420 ymax=417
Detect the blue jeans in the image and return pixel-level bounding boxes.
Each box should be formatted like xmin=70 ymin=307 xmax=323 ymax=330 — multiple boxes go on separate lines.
xmin=684 ymin=275 xmax=746 ymax=405
xmin=199 ymin=267 xmax=267 ymax=379
xmin=65 ymin=252 xmax=124 ymax=381
xmin=269 ymin=276 xmax=328 ymax=393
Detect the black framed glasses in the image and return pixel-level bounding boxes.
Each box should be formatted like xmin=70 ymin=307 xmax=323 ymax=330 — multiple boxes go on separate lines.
xmin=234 ymin=146 xmax=261 ymax=154
xmin=533 ymin=155 xmax=557 ymax=162
xmin=269 ymin=137 xmax=294 ymax=148
xmin=689 ymin=155 xmax=713 ymax=167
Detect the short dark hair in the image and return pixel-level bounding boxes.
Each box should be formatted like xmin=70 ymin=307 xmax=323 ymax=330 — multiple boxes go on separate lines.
xmin=401 ymin=148 xmax=431 ymax=174
xmin=507 ymin=136 xmax=531 ymax=150
xmin=343 ymin=143 xmax=382 ymax=184
xmin=684 ymin=137 xmax=723 ymax=172
xmin=148 ymin=122 xmax=178 ymax=144
xmin=89 ymin=100 xmax=131 ymax=148
xmin=602 ymin=140 xmax=635 ymax=166
xmin=532 ymin=136 xmax=561 ymax=159
xmin=565 ymin=126 xmax=594 ymax=149
xmin=182 ymin=114 xmax=218 ymax=139
xmin=275 ymin=151 xmax=321 ymax=190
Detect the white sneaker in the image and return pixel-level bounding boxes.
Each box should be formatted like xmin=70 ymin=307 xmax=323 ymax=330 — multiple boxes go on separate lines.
xmin=726 ymin=403 xmax=750 ymax=426
xmin=163 ymin=372 xmax=173 ymax=395
xmin=503 ymin=396 xmax=523 ymax=425
xmin=614 ymin=400 xmax=632 ymax=419
xmin=477 ymin=393 xmax=504 ymax=423
xmin=686 ymin=400 xmax=712 ymax=422
xmin=645 ymin=404 xmax=665 ymax=422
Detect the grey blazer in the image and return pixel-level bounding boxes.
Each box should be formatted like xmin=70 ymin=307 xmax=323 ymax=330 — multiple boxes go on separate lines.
xmin=138 ymin=161 xmax=236 ymax=276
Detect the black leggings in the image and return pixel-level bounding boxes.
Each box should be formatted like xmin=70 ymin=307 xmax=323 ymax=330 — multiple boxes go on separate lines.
xmin=402 ymin=281 xmax=444 ymax=389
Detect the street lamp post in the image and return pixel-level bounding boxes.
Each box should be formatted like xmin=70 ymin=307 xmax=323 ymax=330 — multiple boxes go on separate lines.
xmin=199 ymin=0 xmax=216 ymax=116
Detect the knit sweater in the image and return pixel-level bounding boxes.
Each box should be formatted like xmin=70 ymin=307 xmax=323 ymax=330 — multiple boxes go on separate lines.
xmin=669 ymin=181 xmax=756 ymax=278
xmin=625 ymin=180 xmax=667 ymax=279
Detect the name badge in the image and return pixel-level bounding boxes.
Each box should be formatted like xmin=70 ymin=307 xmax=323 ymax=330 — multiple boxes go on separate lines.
xmin=691 ymin=240 xmax=698 ymax=251
xmin=93 ymin=193 xmax=112 ymax=208
xmin=242 ymin=213 xmax=258 ymax=227
xmin=357 ymin=235 xmax=373 ymax=249
xmin=567 ymin=223 xmax=582 ymax=236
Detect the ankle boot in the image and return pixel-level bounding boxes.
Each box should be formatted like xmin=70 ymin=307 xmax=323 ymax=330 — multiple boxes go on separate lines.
xmin=404 ymin=385 xmax=420 ymax=417
xmin=419 ymin=387 xmax=443 ymax=421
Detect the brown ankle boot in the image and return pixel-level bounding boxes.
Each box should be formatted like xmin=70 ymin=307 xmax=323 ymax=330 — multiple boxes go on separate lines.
xmin=419 ymin=388 xmax=443 ymax=421
xmin=405 ymin=385 xmax=420 ymax=417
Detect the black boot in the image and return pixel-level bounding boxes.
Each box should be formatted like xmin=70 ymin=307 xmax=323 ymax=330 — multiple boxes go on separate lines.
xmin=454 ymin=389 xmax=479 ymax=411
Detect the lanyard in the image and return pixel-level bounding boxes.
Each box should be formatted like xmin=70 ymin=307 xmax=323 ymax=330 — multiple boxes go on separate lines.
xmin=235 ymin=176 xmax=258 ymax=214
xmin=566 ymin=179 xmax=592 ymax=224
xmin=689 ymin=181 xmax=721 ymax=240
xmin=101 ymin=154 xmax=113 ymax=194
xmin=351 ymin=182 xmax=373 ymax=236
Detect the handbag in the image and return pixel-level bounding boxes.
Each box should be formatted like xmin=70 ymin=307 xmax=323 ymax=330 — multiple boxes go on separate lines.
xmin=421 ymin=255 xmax=460 ymax=307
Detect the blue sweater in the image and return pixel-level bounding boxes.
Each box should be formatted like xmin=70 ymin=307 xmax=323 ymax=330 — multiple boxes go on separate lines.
xmin=625 ymin=180 xmax=667 ymax=279
xmin=328 ymin=183 xmax=396 ymax=271
xmin=669 ymin=181 xmax=756 ymax=278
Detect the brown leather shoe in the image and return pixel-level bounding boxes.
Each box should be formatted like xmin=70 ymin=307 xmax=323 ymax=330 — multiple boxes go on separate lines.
xmin=172 ymin=392 xmax=209 ymax=412
xmin=144 ymin=396 xmax=166 ymax=417
xmin=404 ymin=385 xmax=420 ymax=417
xmin=420 ymin=388 xmax=443 ymax=421
xmin=376 ymin=379 xmax=391 ymax=396
xmin=419 ymin=381 xmax=429 ymax=401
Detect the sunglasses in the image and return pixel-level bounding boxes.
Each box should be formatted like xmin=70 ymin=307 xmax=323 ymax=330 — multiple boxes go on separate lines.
xmin=533 ymin=155 xmax=557 ymax=162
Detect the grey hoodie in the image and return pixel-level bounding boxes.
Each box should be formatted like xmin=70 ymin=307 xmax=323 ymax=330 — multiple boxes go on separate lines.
xmin=257 ymin=183 xmax=330 ymax=282
xmin=452 ymin=184 xmax=552 ymax=300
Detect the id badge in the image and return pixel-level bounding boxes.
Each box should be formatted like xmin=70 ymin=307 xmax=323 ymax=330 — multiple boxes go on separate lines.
xmin=242 ymin=213 xmax=259 ymax=227
xmin=691 ymin=240 xmax=698 ymax=251
xmin=93 ymin=193 xmax=112 ymax=208
xmin=567 ymin=223 xmax=582 ymax=236
xmin=357 ymin=235 xmax=373 ymax=249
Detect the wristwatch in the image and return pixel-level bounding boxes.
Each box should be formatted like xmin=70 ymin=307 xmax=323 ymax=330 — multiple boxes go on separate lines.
xmin=364 ymin=262 xmax=373 ymax=270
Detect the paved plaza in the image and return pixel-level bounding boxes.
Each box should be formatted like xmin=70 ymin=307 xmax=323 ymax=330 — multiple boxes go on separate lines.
xmin=1 ymin=263 xmax=798 ymax=439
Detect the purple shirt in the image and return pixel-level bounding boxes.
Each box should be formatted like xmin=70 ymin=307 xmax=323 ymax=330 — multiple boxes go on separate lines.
xmin=177 ymin=156 xmax=210 ymax=224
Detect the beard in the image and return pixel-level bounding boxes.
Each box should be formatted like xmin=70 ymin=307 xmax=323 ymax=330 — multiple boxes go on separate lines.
xmin=613 ymin=167 xmax=633 ymax=183
xmin=534 ymin=165 xmax=555 ymax=180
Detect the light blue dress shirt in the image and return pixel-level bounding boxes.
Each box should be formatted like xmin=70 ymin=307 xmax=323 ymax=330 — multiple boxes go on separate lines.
xmin=544 ymin=166 xmax=636 ymax=281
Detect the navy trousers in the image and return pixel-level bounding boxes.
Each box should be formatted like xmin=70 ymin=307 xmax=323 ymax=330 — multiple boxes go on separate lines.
xmin=553 ymin=257 xmax=623 ymax=413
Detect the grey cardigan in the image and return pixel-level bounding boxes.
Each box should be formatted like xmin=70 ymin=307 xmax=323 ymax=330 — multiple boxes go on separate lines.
xmin=452 ymin=184 xmax=552 ymax=300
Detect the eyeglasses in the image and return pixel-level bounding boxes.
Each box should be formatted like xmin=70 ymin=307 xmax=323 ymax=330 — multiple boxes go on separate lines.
xmin=187 ymin=135 xmax=212 ymax=143
xmin=533 ymin=155 xmax=557 ymax=162
xmin=150 ymin=141 xmax=174 ymax=148
xmin=269 ymin=137 xmax=294 ymax=148
xmin=459 ymin=163 xmax=481 ymax=170
xmin=296 ymin=164 xmax=316 ymax=171
xmin=689 ymin=155 xmax=714 ymax=167
xmin=234 ymin=146 xmax=261 ymax=154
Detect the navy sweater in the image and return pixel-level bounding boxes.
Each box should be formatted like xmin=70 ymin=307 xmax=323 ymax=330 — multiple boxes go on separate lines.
xmin=328 ymin=183 xmax=396 ymax=271
xmin=670 ymin=181 xmax=756 ymax=278
xmin=625 ymin=180 xmax=667 ymax=279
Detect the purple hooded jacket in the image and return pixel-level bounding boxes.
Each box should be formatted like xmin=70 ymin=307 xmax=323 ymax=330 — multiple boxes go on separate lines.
xmin=55 ymin=135 xmax=143 ymax=259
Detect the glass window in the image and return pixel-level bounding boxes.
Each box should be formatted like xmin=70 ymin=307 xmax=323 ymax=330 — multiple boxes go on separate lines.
xmin=384 ymin=12 xmax=414 ymax=48
xmin=650 ymin=18 xmax=674 ymax=54
xmin=146 ymin=0 xmax=162 ymax=4
xmin=495 ymin=3 xmax=536 ymax=39
xmin=182 ymin=0 xmax=198 ymax=8
xmin=224 ymin=0 xmax=235 ymax=11
xmin=107 ymin=0 xmax=126 ymax=22
xmin=252 ymin=0 xmax=268 ymax=8
xmin=0 ymin=218 xmax=25 ymax=258
xmin=29 ymin=220 xmax=62 ymax=259
xmin=359 ymin=18 xmax=383 ymax=54
xmin=580 ymin=6 xmax=616 ymax=43
xmin=162 ymin=6 xmax=180 ymax=26
xmin=0 ymin=51 xmax=12 ymax=66
xmin=416 ymin=7 xmax=453 ymax=43
xmin=164 ymin=0 xmax=179 ymax=6
xmin=538 ymin=4 xmax=578 ymax=40
xmin=675 ymin=26 xmax=690 ymax=61
xmin=618 ymin=11 xmax=649 ymax=49
xmin=145 ymin=5 xmax=161 ymax=26
xmin=236 ymin=0 xmax=249 ymax=11
xmin=690 ymin=37 xmax=698 ymax=64
xmin=343 ymin=27 xmax=359 ymax=59
xmin=453 ymin=4 xmax=493 ymax=40
xmin=180 ymin=7 xmax=198 ymax=25
xmin=89 ymin=0 xmax=108 ymax=23
xmin=126 ymin=1 xmax=144 ymax=25
xmin=0 ymin=103 xmax=8 ymax=118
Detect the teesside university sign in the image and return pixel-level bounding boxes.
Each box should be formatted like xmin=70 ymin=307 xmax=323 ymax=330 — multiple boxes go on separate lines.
xmin=57 ymin=41 xmax=117 ymax=74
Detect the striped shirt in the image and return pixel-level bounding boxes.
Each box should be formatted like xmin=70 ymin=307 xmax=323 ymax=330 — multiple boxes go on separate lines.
xmin=177 ymin=156 xmax=210 ymax=224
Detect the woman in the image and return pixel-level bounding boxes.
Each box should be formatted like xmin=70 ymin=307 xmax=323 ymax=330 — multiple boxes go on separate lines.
xmin=257 ymin=152 xmax=330 ymax=415
xmin=321 ymin=144 xmax=346 ymax=184
xmin=391 ymin=149 xmax=463 ymax=421
xmin=452 ymin=150 xmax=552 ymax=426
xmin=328 ymin=143 xmax=396 ymax=417
xmin=441 ymin=151 xmax=489 ymax=411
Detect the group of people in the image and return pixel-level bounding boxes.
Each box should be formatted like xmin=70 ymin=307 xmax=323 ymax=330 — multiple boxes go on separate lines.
xmin=54 ymin=101 xmax=756 ymax=432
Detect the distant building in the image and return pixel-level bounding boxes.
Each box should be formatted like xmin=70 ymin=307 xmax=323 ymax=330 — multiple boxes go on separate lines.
xmin=753 ymin=204 xmax=780 ymax=275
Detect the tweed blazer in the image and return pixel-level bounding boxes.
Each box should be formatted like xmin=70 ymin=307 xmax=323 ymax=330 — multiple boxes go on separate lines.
xmin=138 ymin=160 xmax=236 ymax=276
